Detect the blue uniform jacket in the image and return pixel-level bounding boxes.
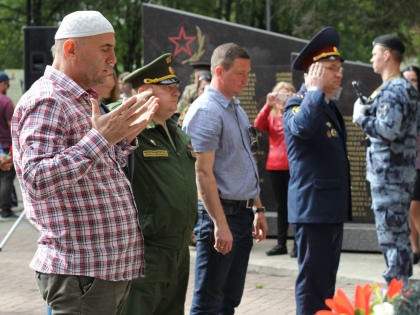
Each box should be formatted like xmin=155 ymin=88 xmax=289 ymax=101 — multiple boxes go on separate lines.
xmin=283 ymin=85 xmax=351 ymax=223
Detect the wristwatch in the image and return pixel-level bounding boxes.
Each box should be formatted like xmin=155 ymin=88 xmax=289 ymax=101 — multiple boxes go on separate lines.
xmin=253 ymin=207 xmax=265 ymax=214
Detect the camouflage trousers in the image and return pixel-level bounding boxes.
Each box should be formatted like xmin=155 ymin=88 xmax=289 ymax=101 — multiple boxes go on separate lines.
xmin=370 ymin=182 xmax=414 ymax=288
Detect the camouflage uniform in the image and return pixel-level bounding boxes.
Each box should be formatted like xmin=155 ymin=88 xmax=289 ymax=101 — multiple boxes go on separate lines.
xmin=177 ymin=83 xmax=197 ymax=125
xmin=356 ymin=77 xmax=419 ymax=287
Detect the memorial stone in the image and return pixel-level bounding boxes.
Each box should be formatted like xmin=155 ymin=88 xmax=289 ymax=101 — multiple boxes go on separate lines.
xmin=143 ymin=4 xmax=382 ymax=251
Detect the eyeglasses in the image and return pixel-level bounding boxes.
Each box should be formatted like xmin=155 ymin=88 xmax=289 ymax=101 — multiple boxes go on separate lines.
xmin=323 ymin=66 xmax=344 ymax=73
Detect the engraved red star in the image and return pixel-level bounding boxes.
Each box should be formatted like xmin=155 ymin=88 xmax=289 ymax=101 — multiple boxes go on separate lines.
xmin=168 ymin=26 xmax=196 ymax=57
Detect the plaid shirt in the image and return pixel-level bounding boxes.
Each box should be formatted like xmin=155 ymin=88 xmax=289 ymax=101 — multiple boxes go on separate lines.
xmin=12 ymin=66 xmax=144 ymax=281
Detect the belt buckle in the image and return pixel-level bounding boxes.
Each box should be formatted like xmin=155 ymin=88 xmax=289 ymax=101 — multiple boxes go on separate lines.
xmin=246 ymin=199 xmax=253 ymax=209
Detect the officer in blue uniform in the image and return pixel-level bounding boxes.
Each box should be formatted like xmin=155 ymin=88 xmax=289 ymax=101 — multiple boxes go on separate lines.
xmin=353 ymin=34 xmax=420 ymax=288
xmin=283 ymin=27 xmax=351 ymax=315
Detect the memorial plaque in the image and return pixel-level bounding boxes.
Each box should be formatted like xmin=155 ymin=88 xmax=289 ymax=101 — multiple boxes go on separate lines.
xmin=143 ymin=4 xmax=382 ymax=225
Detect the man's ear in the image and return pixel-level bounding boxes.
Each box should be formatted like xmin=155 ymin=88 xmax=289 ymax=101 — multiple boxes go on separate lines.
xmin=214 ymin=65 xmax=224 ymax=77
xmin=383 ymin=49 xmax=391 ymax=62
xmin=63 ymin=39 xmax=78 ymax=59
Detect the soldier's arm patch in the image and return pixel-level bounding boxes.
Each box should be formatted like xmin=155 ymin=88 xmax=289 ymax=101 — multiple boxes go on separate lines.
xmin=377 ymin=102 xmax=390 ymax=119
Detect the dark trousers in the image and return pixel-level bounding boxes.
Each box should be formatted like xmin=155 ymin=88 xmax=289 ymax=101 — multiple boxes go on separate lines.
xmin=36 ymin=272 xmax=131 ymax=315
xmin=294 ymin=223 xmax=343 ymax=315
xmin=190 ymin=200 xmax=254 ymax=315
xmin=0 ymin=167 xmax=15 ymax=210
xmin=268 ymin=170 xmax=290 ymax=246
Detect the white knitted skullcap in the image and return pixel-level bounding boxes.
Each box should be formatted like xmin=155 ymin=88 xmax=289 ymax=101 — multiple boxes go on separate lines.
xmin=55 ymin=11 xmax=114 ymax=40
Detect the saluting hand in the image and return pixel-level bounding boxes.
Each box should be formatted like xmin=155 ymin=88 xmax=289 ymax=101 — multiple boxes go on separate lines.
xmin=305 ymin=62 xmax=327 ymax=91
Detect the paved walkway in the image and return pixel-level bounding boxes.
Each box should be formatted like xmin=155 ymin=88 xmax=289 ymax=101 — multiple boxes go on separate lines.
xmin=2 ymin=215 xmax=420 ymax=315
xmin=1 ymin=182 xmax=420 ymax=315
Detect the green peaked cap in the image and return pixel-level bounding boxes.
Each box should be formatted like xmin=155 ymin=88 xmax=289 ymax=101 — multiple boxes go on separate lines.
xmin=124 ymin=53 xmax=179 ymax=89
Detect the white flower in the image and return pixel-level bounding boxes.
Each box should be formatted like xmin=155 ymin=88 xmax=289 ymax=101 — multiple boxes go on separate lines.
xmin=373 ymin=302 xmax=394 ymax=315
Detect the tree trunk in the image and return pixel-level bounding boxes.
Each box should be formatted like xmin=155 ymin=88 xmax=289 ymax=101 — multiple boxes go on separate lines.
xmin=234 ymin=0 xmax=242 ymax=24
xmin=224 ymin=0 xmax=232 ymax=21
xmin=26 ymin=0 xmax=32 ymax=25
xmin=33 ymin=0 xmax=43 ymax=25
xmin=249 ymin=0 xmax=256 ymax=27
xmin=215 ymin=0 xmax=222 ymax=19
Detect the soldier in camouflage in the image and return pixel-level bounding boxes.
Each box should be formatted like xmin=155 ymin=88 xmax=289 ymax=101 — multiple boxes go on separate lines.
xmin=176 ymin=62 xmax=210 ymax=125
xmin=353 ymin=34 xmax=420 ymax=288
xmin=177 ymin=83 xmax=197 ymax=124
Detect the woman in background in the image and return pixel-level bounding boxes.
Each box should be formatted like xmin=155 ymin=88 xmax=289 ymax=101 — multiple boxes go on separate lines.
xmin=402 ymin=65 xmax=420 ymax=264
xmin=96 ymin=70 xmax=120 ymax=105
xmin=254 ymin=81 xmax=297 ymax=257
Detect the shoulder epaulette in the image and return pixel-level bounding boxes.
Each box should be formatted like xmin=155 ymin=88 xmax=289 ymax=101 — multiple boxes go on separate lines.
xmin=296 ymin=92 xmax=307 ymax=99
xmin=292 ymin=106 xmax=301 ymax=115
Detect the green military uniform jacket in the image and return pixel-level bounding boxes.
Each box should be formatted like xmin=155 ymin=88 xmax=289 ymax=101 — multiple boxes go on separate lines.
xmin=106 ymin=102 xmax=197 ymax=278
xmin=133 ymin=118 xmax=198 ymax=250
xmin=124 ymin=120 xmax=198 ymax=315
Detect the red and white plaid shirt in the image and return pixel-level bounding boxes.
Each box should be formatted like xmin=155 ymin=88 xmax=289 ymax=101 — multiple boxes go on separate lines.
xmin=12 ymin=66 xmax=144 ymax=281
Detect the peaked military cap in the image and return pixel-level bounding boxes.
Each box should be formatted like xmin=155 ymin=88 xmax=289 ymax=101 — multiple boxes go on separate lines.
xmin=189 ymin=61 xmax=210 ymax=72
xmin=198 ymin=73 xmax=212 ymax=82
xmin=124 ymin=53 xmax=179 ymax=88
xmin=372 ymin=34 xmax=405 ymax=54
xmin=292 ymin=26 xmax=343 ymax=72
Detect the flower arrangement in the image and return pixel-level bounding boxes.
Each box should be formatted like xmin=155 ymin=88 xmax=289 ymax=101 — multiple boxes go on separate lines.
xmin=315 ymin=279 xmax=420 ymax=315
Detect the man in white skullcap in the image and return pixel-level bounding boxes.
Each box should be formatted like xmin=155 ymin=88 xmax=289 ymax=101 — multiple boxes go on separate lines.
xmin=11 ymin=11 xmax=159 ymax=315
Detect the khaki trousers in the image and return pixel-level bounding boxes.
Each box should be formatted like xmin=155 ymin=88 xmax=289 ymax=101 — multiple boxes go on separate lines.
xmin=36 ymin=272 xmax=131 ymax=315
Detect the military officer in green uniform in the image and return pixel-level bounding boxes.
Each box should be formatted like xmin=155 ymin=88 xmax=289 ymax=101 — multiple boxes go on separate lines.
xmin=111 ymin=53 xmax=198 ymax=315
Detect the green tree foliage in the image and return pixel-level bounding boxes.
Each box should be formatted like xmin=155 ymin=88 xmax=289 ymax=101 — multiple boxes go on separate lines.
xmin=277 ymin=0 xmax=420 ymax=63
xmin=0 ymin=0 xmax=418 ymax=71
xmin=0 ymin=0 xmax=26 ymax=68
xmin=0 ymin=0 xmax=83 ymax=68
